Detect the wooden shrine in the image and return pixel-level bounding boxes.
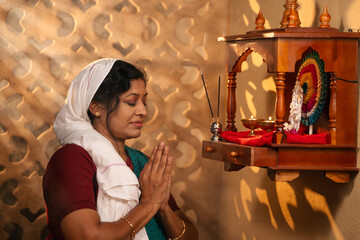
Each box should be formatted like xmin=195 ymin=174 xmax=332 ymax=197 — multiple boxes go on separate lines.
xmin=202 ymin=0 xmax=360 ymax=183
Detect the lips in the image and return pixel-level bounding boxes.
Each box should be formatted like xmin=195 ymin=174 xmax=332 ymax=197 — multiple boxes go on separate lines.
xmin=131 ymin=121 xmax=143 ymax=128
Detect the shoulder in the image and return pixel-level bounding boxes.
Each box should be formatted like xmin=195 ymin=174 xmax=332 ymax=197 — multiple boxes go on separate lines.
xmin=46 ymin=144 xmax=96 ymax=176
xmin=52 ymin=144 xmax=92 ymax=160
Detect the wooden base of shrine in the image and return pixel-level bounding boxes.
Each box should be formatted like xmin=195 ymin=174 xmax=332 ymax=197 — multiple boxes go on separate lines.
xmin=202 ymin=140 xmax=359 ymax=183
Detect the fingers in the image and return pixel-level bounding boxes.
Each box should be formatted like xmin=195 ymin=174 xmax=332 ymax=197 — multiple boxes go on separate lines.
xmin=164 ymin=156 xmax=173 ymax=178
xmin=138 ymin=143 xmax=174 ymax=208
xmin=142 ymin=144 xmax=158 ymax=173
xmin=141 ymin=142 xmax=169 ymax=179
xmin=156 ymin=145 xmax=170 ymax=175
xmin=150 ymin=142 xmax=168 ymax=173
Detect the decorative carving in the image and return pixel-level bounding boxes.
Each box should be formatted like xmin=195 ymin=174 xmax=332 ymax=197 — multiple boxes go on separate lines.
xmin=112 ymin=42 xmax=136 ymax=56
xmin=5 ymin=8 xmax=25 ymax=34
xmin=57 ymin=10 xmax=75 ymax=37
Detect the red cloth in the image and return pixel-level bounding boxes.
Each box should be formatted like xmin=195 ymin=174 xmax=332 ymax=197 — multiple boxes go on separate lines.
xmin=43 ymin=144 xmax=179 ymax=240
xmin=285 ymin=132 xmax=329 ymax=144
xmin=221 ymin=130 xmax=274 ymax=146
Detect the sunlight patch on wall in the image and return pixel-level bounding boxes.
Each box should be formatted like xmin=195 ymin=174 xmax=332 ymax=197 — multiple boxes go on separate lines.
xmin=261 ymin=76 xmax=275 ymax=93
xmin=345 ymin=1 xmax=360 ymax=29
xmin=240 ymin=179 xmax=252 ymax=221
xmin=249 ymin=0 xmax=260 ymax=14
xmin=250 ymin=52 xmax=263 ymax=67
xmin=245 ymin=90 xmax=257 ymax=117
xmin=304 ymin=188 xmax=344 ymax=240
xmin=264 ymin=19 xmax=271 ymax=29
xmin=297 ymin=0 xmax=315 ymax=27
xmin=242 ymin=14 xmax=249 ymax=27
xmin=256 ymin=187 xmax=278 ymax=230
xmin=241 ymin=231 xmax=257 ymax=240
xmin=233 ymin=195 xmax=241 ymax=219
xmin=249 ymin=166 xmax=259 ymax=174
xmin=276 ymin=182 xmax=297 ymax=231
xmin=241 ymin=60 xmax=249 ymax=71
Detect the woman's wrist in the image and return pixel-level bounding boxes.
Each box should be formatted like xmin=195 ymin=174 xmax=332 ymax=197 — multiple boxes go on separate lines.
xmin=138 ymin=201 xmax=160 ymax=217
xmin=158 ymin=203 xmax=171 ymax=216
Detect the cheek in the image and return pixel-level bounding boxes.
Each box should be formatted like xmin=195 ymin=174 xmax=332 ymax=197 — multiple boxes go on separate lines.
xmin=109 ymin=107 xmax=133 ymax=127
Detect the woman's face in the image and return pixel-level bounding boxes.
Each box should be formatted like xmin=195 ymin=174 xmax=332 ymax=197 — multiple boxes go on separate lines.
xmin=93 ymin=79 xmax=148 ymax=142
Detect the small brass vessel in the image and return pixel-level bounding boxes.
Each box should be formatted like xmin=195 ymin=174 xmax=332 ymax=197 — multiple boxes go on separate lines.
xmin=241 ymin=117 xmax=264 ymax=136
xmin=258 ymin=119 xmax=276 ymax=132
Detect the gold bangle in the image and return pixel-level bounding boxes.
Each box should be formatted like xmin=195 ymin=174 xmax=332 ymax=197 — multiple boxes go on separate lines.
xmin=120 ymin=217 xmax=135 ymax=240
xmin=169 ymin=220 xmax=186 ymax=240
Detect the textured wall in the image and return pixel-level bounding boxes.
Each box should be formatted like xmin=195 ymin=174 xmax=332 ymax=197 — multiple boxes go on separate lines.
xmin=0 ymin=0 xmax=227 ymax=239
xmin=2 ymin=0 xmax=360 ymax=240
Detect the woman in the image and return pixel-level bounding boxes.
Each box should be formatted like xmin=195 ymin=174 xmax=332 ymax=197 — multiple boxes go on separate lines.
xmin=43 ymin=58 xmax=198 ymax=240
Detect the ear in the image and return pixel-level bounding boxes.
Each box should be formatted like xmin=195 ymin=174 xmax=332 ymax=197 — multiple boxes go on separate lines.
xmin=88 ymin=101 xmax=104 ymax=117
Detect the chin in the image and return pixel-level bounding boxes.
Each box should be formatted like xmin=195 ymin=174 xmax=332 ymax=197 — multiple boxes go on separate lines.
xmin=127 ymin=131 xmax=142 ymax=139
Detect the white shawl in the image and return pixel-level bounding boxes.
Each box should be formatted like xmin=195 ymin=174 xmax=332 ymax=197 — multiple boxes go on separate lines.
xmin=53 ymin=58 xmax=148 ymax=239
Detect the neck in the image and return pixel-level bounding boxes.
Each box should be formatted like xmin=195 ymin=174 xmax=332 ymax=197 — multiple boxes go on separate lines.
xmin=112 ymin=140 xmax=127 ymax=160
xmin=92 ymin=122 xmax=127 ymax=159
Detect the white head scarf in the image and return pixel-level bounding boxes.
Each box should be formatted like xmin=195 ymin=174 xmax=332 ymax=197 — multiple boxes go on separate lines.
xmin=53 ymin=58 xmax=148 ymax=239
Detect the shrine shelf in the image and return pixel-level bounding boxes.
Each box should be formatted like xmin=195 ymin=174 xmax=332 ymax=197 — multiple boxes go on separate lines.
xmin=202 ymin=140 xmax=358 ymax=183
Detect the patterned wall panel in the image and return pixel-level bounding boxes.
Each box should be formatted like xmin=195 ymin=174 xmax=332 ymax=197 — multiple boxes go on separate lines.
xmin=0 ymin=0 xmax=227 ymax=239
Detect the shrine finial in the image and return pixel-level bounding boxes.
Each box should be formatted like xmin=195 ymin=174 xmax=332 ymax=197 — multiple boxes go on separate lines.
xmin=280 ymin=0 xmax=299 ymax=28
xmin=287 ymin=4 xmax=301 ymax=28
xmin=319 ymin=5 xmax=331 ymax=28
xmin=255 ymin=10 xmax=265 ymax=30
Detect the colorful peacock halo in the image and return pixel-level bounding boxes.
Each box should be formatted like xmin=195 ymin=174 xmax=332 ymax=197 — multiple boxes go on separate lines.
xmin=295 ymin=51 xmax=329 ymax=126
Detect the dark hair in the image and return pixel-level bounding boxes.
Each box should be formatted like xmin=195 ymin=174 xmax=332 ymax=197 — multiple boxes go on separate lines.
xmin=87 ymin=60 xmax=147 ymax=123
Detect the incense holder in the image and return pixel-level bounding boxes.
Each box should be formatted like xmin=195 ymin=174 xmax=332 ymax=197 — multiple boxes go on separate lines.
xmin=210 ymin=120 xmax=222 ymax=142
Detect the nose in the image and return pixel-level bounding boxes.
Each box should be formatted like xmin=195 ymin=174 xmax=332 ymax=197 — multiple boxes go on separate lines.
xmin=136 ymin=102 xmax=147 ymax=117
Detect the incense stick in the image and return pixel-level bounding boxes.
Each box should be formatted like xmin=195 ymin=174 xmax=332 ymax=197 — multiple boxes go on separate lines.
xmin=201 ymin=72 xmax=214 ymax=120
xmin=217 ymin=74 xmax=220 ymax=120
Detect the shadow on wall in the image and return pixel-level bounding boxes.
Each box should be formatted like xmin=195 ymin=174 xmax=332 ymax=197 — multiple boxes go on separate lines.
xmin=218 ymin=167 xmax=357 ymax=240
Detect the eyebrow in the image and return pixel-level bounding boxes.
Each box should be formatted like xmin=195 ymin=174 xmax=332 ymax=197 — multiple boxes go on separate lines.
xmin=124 ymin=92 xmax=148 ymax=97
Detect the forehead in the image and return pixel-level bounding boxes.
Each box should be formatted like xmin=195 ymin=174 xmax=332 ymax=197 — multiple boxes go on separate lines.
xmin=123 ymin=79 xmax=147 ymax=96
